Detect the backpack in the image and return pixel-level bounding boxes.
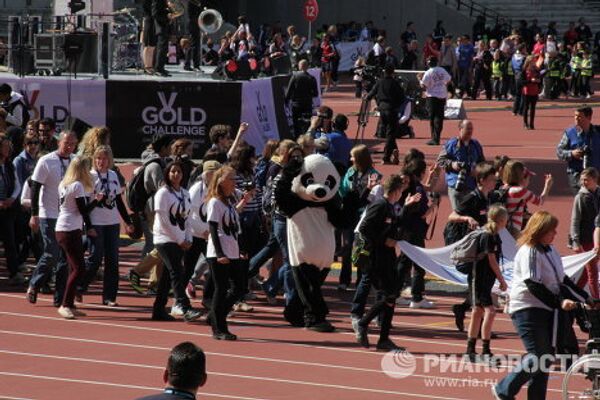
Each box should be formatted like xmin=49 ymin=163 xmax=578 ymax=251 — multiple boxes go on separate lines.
xmin=126 ymin=158 xmax=164 ymax=213
xmin=450 ymin=228 xmax=487 ymax=271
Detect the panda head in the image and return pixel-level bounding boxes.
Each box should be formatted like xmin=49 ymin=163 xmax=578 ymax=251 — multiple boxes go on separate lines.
xmin=291 ymin=154 xmax=340 ymax=203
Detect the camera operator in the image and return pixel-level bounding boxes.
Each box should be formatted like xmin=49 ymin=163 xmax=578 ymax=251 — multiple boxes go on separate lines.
xmin=0 ymin=83 xmax=28 ymax=139
xmin=419 ymin=56 xmax=451 ymax=146
xmin=437 ymin=120 xmax=486 ymax=211
xmin=556 ymin=106 xmax=600 ymax=194
xmin=285 ymin=60 xmax=319 ymax=139
xmin=366 ymin=65 xmax=405 ymax=165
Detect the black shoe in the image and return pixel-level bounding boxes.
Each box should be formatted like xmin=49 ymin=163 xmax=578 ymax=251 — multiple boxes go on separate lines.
xmin=465 ymin=351 xmax=478 ymax=363
xmin=183 ymin=65 xmax=193 ymax=71
xmin=26 ymin=287 xmax=37 ymax=304
xmin=306 ymin=320 xmax=335 ymax=332
xmin=152 ymin=311 xmax=176 ymax=321
xmin=53 ymin=300 xmax=61 ymax=308
xmin=40 ymin=284 xmax=52 ymax=294
xmin=452 ymin=304 xmax=465 ymax=332
xmin=376 ymin=338 xmax=404 ymax=351
xmin=183 ymin=308 xmax=203 ymax=322
xmin=408 ymin=127 xmax=415 ymax=139
xmin=213 ymin=331 xmax=237 ymax=341
xmin=155 ymin=70 xmax=171 ymax=77
xmin=426 ymin=139 xmax=439 ymax=146
xmin=357 ymin=324 xmax=370 ymax=348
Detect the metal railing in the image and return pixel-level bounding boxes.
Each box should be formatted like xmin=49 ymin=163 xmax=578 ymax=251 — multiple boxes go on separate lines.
xmin=444 ymin=0 xmax=510 ymax=26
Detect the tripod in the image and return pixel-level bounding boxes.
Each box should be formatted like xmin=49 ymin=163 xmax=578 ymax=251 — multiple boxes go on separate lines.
xmin=354 ymin=97 xmax=371 ymax=143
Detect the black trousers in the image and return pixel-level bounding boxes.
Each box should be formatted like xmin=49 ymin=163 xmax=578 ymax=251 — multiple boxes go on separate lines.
xmin=291 ymin=103 xmax=313 ymax=139
xmin=397 ymin=235 xmax=426 ymax=302
xmin=379 ymin=107 xmax=399 ymax=161
xmin=184 ymin=24 xmax=200 ymax=69
xmin=207 ymin=258 xmax=246 ymax=333
xmin=523 ymin=95 xmax=538 ymax=128
xmin=154 ymin=30 xmax=169 ymax=72
xmin=0 ymin=208 xmax=19 ymax=278
xmin=512 ymin=80 xmax=524 ymax=115
xmin=292 ymin=263 xmax=329 ymax=326
xmin=471 ymin=68 xmax=492 ymax=99
xmin=427 ymin=97 xmax=446 ymax=143
xmin=154 ymin=242 xmax=191 ymax=313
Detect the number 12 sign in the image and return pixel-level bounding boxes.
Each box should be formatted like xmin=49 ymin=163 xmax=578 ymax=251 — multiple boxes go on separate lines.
xmin=303 ymin=0 xmax=319 ymax=22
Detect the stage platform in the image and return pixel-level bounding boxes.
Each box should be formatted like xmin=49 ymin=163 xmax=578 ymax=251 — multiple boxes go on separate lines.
xmin=0 ymin=65 xmax=322 ymax=158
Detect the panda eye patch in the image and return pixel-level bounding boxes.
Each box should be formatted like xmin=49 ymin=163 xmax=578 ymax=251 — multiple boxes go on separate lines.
xmin=324 ymin=175 xmax=337 ymax=189
xmin=301 ymin=173 xmax=315 ymax=187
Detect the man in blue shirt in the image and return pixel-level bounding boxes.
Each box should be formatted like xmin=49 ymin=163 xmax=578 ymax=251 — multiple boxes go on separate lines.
xmin=321 ymin=114 xmax=354 ymax=172
xmin=456 ymin=35 xmax=475 ymax=98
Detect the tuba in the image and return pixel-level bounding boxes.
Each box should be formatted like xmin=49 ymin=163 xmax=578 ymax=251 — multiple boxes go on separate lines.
xmin=167 ymin=0 xmax=185 ymax=19
xmin=198 ymin=9 xmax=223 ymax=34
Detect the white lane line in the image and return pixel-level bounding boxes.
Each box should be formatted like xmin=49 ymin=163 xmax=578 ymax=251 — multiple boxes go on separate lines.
xmin=0 ymin=372 xmax=268 ymax=400
xmin=0 ymin=396 xmax=35 ymax=400
xmin=0 ymin=352 xmax=473 ymax=400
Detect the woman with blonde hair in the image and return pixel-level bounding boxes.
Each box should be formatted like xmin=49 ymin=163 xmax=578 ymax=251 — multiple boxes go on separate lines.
xmin=493 ymin=211 xmax=591 ymax=400
xmin=465 ymin=204 xmax=508 ymax=362
xmin=78 ymin=126 xmax=111 ymax=160
xmin=55 ymin=157 xmax=101 ymax=319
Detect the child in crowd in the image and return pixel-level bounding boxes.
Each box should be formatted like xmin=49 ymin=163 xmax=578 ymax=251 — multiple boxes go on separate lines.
xmin=465 ymin=205 xmax=509 ymax=362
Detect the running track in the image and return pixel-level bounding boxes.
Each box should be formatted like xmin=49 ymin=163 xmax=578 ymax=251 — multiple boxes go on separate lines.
xmin=1 ymin=81 xmax=599 ymax=399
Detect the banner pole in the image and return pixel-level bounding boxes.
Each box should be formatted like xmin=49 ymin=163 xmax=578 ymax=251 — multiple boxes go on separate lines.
xmin=308 ymin=21 xmax=312 ymax=43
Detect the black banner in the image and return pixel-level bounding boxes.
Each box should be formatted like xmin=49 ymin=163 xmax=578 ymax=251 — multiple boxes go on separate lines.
xmin=270 ymin=75 xmax=294 ymax=141
xmin=106 ymin=80 xmax=243 ymax=158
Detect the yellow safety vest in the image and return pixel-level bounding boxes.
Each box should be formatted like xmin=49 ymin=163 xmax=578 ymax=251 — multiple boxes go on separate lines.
xmin=581 ymin=58 xmax=593 ymax=76
xmin=492 ymin=61 xmax=503 ymax=78
xmin=571 ymin=56 xmax=582 ymax=71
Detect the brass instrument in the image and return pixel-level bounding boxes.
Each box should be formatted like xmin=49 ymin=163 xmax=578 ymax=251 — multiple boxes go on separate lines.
xmin=198 ymin=8 xmax=223 ymax=34
xmin=167 ymin=0 xmax=185 ymax=19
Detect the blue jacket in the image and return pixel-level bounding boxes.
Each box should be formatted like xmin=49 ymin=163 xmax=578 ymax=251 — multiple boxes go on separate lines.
xmin=12 ymin=150 xmax=36 ymax=187
xmin=438 ymin=137 xmax=485 ymax=190
xmin=323 ymin=130 xmax=353 ymax=168
xmin=456 ymin=44 xmax=474 ymax=69
xmin=556 ymin=125 xmax=600 ymax=173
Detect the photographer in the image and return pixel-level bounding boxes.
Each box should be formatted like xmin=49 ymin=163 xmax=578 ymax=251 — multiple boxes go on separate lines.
xmin=306 ymin=106 xmax=333 ymax=137
xmin=0 ymin=83 xmax=28 ymax=141
xmin=556 ymin=106 xmax=600 ymax=194
xmin=285 ymin=60 xmax=319 ymax=139
xmin=366 ymin=65 xmax=405 ymax=165
xmin=437 ymin=120 xmax=486 ymax=211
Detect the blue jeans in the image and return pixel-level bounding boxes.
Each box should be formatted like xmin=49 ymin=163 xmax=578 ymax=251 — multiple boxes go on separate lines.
xmin=495 ymin=308 xmax=554 ymax=400
xmin=29 ymin=218 xmax=67 ymax=305
xmin=82 ymin=224 xmax=120 ymax=302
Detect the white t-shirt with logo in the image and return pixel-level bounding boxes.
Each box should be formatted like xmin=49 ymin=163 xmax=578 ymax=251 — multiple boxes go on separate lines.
xmin=153 ymin=186 xmax=191 ymax=245
xmin=55 ymin=181 xmax=87 ymax=232
xmin=90 ymin=169 xmax=122 ymax=226
xmin=420 ymin=66 xmax=452 ymax=99
xmin=509 ymin=244 xmax=566 ymax=314
xmin=31 ymin=151 xmax=74 ymax=219
xmin=206 ymin=197 xmax=240 ymax=259
xmin=189 ymin=180 xmax=209 ymax=239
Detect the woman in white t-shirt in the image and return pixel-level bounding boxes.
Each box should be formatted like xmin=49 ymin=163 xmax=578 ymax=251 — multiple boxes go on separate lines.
xmin=152 ymin=160 xmax=202 ymax=323
xmin=206 ymin=165 xmax=250 ymax=340
xmin=79 ymin=146 xmax=134 ymax=306
xmin=55 ymin=157 xmax=100 ymax=319
xmin=493 ymin=211 xmax=591 ymax=400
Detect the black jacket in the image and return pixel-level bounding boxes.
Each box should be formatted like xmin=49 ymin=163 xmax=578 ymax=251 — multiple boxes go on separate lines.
xmin=152 ymin=0 xmax=170 ymax=33
xmin=285 ymin=71 xmax=318 ymax=108
xmin=366 ymin=76 xmax=405 ymax=111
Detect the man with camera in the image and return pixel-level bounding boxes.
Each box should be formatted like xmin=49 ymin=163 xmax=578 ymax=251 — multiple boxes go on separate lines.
xmin=285 ymin=60 xmax=319 ymax=139
xmin=557 ymin=106 xmax=600 ymax=194
xmin=0 ymin=83 xmax=28 ymax=132
xmin=366 ymin=65 xmax=405 ymax=164
xmin=437 ymin=120 xmax=486 ymax=211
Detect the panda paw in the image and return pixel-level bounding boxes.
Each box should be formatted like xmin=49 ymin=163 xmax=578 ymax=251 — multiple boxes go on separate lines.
xmin=283 ymin=157 xmax=303 ymax=178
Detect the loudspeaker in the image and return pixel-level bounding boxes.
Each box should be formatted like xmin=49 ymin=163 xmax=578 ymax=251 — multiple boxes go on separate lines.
xmin=100 ymin=22 xmax=110 ymax=79
xmin=64 ymin=116 xmax=92 ymax=140
xmin=444 ymin=99 xmax=467 ymax=120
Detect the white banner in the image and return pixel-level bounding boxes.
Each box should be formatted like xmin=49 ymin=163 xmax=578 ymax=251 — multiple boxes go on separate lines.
xmin=336 ymin=41 xmax=373 ymax=72
xmin=308 ymin=67 xmax=322 ymax=109
xmin=396 ymin=229 xmax=596 ymax=289
xmin=1 ymin=76 xmax=106 ymax=131
xmin=240 ymin=78 xmax=279 ymax=153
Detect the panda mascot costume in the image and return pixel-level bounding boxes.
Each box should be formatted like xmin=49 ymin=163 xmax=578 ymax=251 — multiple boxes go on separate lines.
xmin=275 ymin=153 xmax=358 ymax=332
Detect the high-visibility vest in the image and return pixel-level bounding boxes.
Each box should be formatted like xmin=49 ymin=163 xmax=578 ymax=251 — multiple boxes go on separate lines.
xmin=571 ymin=55 xmax=582 ymax=71
xmin=581 ymin=58 xmax=593 ymax=76
xmin=549 ymin=60 xmax=561 ymax=77
xmin=491 ymin=60 xmax=503 ymax=78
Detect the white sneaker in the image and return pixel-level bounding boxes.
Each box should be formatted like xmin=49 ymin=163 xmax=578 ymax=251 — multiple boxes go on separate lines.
xmin=396 ymin=297 xmax=411 ymax=306
xmin=58 ymin=306 xmax=75 ymax=319
xmin=587 ymin=94 xmax=592 ymax=99
xmin=170 ymin=304 xmax=184 ymax=317
xmin=233 ymin=301 xmax=254 ymax=312
xmin=409 ymin=299 xmax=436 ymax=309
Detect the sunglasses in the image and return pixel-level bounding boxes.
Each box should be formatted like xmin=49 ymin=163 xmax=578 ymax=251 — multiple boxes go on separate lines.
xmin=26 ymin=141 xmax=40 ymax=145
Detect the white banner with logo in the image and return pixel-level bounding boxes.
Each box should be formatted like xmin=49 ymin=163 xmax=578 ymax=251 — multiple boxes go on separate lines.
xmin=240 ymin=78 xmax=279 ymax=153
xmin=1 ymin=76 xmax=106 ymax=130
xmin=336 ymin=41 xmax=372 ymax=72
